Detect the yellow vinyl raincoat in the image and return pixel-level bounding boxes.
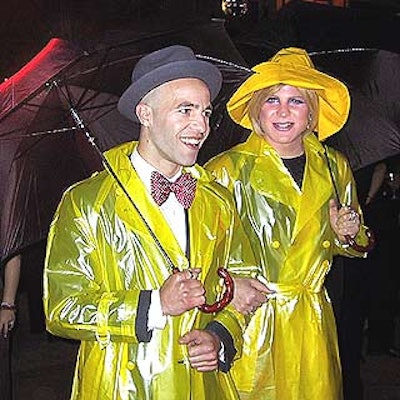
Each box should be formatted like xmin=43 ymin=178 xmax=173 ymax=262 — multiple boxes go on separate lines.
xmin=43 ymin=141 xmax=256 ymax=400
xmin=205 ymin=132 xmax=370 ymax=400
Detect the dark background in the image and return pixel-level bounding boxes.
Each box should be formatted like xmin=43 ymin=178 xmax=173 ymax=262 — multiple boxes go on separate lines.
xmin=1 ymin=3 xmax=399 ymax=399
xmin=1 ymin=0 xmax=399 ymax=82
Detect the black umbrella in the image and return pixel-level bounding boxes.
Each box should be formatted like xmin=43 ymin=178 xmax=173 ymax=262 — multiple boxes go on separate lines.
xmin=0 ymin=20 xmax=250 ymax=267
xmin=312 ymin=48 xmax=400 ymax=171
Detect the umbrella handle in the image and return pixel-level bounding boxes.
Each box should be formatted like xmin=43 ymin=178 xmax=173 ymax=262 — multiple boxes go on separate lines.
xmin=199 ymin=268 xmax=235 ymax=313
xmin=173 ymin=267 xmax=234 ymax=314
xmin=344 ymin=228 xmax=376 ymax=252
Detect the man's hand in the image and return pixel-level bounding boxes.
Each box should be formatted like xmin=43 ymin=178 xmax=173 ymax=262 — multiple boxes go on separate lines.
xmin=160 ymin=269 xmax=205 ymax=316
xmin=329 ymin=199 xmax=361 ymax=243
xmin=231 ymin=277 xmax=274 ymax=315
xmin=179 ymin=329 xmax=220 ymax=372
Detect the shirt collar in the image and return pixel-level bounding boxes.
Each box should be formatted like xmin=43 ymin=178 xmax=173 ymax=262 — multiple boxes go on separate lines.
xmin=130 ymin=149 xmax=182 ymax=191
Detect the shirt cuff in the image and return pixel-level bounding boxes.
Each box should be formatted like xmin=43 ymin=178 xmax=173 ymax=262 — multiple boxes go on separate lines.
xmin=148 ymin=290 xmax=167 ymax=330
xmin=334 ymin=237 xmax=350 ymax=249
xmin=219 ymin=341 xmax=226 ymax=363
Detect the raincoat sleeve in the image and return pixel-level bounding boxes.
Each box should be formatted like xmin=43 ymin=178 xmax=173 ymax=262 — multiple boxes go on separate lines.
xmin=208 ymin=302 xmax=252 ymax=369
xmin=43 ymin=185 xmax=144 ymax=345
xmin=328 ymin=148 xmax=370 ymax=258
xmin=207 ymin=192 xmax=258 ymax=365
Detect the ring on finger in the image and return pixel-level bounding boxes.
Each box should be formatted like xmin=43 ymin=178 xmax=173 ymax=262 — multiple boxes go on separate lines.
xmin=349 ymin=210 xmax=358 ymax=221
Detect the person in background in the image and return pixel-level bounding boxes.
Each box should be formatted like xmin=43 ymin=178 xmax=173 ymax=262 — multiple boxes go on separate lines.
xmin=363 ymin=155 xmax=400 ymax=357
xmin=327 ymin=160 xmax=386 ymax=400
xmin=0 ymin=254 xmax=21 ymax=400
xmin=43 ymin=45 xmax=257 ymax=400
xmin=206 ymin=47 xmax=371 ymax=400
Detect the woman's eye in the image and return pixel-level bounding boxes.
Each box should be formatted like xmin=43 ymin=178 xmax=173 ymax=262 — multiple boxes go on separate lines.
xmin=265 ymin=97 xmax=279 ymax=104
xmin=290 ymin=98 xmax=305 ymax=105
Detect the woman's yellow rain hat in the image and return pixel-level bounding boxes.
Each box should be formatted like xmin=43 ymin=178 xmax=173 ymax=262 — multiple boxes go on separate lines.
xmin=227 ymin=47 xmax=350 ymax=141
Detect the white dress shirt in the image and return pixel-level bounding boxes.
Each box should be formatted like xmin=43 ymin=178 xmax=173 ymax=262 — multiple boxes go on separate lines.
xmin=130 ymin=149 xmax=187 ymax=330
xmin=131 ymin=149 xmax=226 ymax=360
xmin=131 ymin=149 xmax=187 ymax=253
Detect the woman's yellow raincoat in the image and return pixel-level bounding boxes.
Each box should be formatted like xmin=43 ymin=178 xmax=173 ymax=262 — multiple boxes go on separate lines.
xmin=43 ymin=141 xmax=256 ymax=400
xmin=205 ymin=132 xmax=370 ymax=400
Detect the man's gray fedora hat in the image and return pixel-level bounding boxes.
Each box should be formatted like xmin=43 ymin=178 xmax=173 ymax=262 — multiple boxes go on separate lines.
xmin=118 ymin=45 xmax=223 ymax=123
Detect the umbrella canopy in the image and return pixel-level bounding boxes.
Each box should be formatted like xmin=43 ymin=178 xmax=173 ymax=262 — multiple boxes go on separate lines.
xmin=0 ymin=20 xmax=250 ymax=267
xmin=312 ymin=49 xmax=400 ymax=171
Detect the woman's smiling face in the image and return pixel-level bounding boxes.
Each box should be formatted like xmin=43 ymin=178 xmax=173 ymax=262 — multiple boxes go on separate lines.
xmin=258 ymin=84 xmax=311 ymax=157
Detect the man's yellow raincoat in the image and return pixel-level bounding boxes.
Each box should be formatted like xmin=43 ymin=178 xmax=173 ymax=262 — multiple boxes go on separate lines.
xmin=206 ymin=132 xmax=370 ymax=400
xmin=43 ymin=141 xmax=256 ymax=400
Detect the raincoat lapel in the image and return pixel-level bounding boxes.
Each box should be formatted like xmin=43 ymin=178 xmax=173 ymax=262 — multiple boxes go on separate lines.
xmin=187 ymin=166 xmax=224 ymax=271
xmin=292 ymin=135 xmax=333 ymax=239
xmin=104 ymin=141 xmax=188 ymax=270
xmin=247 ymin=133 xmax=301 ymax=208
xmin=245 ymin=133 xmax=333 ymax=241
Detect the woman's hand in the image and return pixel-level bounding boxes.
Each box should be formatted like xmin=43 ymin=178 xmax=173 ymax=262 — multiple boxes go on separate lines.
xmin=231 ymin=277 xmax=274 ymax=315
xmin=329 ymin=199 xmax=360 ymax=243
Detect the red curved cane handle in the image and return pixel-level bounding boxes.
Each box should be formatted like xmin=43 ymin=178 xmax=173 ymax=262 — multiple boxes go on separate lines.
xmin=173 ymin=267 xmax=234 ymax=314
xmin=345 ymin=228 xmax=375 ymax=253
xmin=198 ymin=268 xmax=234 ymax=314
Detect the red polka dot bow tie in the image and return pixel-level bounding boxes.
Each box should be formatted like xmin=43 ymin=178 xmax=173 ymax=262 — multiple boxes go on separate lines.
xmin=150 ymin=171 xmax=197 ymax=209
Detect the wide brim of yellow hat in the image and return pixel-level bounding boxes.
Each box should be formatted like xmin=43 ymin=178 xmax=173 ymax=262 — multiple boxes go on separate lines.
xmin=227 ymin=62 xmax=350 ymax=141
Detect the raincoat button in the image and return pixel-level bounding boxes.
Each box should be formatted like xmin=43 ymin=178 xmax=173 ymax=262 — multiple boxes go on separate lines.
xmin=127 ymin=361 xmax=136 ymax=370
xmin=322 ymin=260 xmax=330 ymax=268
xmin=271 ymin=240 xmax=280 ymax=249
xmin=322 ymin=240 xmax=331 ymax=248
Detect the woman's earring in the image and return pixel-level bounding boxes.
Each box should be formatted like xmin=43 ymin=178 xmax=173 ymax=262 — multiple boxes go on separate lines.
xmin=306 ymin=113 xmax=312 ymax=130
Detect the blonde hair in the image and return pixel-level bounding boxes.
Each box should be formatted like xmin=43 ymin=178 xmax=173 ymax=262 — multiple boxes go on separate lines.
xmin=247 ymin=84 xmax=319 ymax=136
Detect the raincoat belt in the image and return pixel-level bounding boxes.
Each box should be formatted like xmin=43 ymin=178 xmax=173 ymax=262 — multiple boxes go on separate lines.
xmin=264 ymin=282 xmax=322 ymax=299
xmin=238 ymin=281 xmax=324 ymax=392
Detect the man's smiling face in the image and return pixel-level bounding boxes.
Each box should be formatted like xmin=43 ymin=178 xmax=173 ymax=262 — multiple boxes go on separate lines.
xmin=137 ymin=78 xmax=212 ymax=177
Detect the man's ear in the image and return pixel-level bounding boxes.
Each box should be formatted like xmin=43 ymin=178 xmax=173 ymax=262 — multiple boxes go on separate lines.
xmin=136 ymin=103 xmax=152 ymax=127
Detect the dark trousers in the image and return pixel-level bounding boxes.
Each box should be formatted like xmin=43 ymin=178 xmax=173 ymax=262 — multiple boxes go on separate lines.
xmin=365 ymin=234 xmax=400 ymax=353
xmin=0 ymin=336 xmax=12 ymax=400
xmin=20 ymin=242 xmax=46 ymax=333
xmin=326 ymin=256 xmax=365 ymax=400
